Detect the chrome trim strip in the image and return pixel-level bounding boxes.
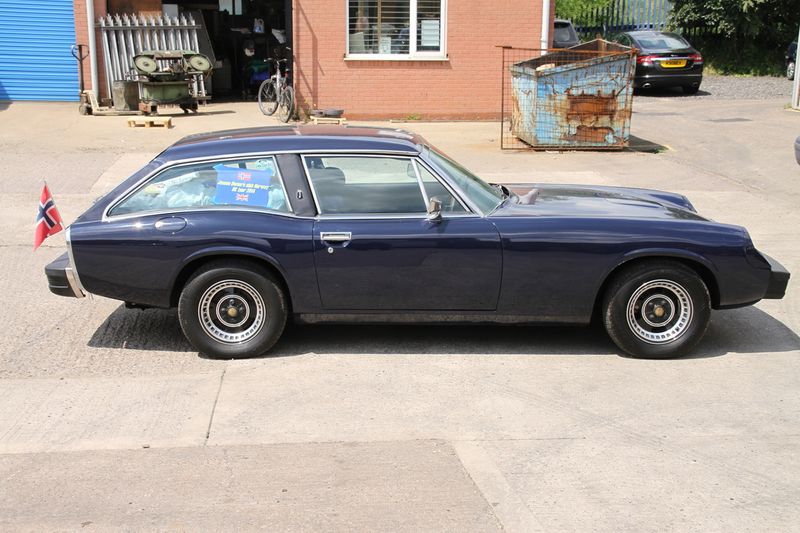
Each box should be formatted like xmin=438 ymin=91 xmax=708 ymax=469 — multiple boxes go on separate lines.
xmin=413 ymin=158 xmax=472 ymax=213
xmin=417 ymin=147 xmax=486 ymax=216
xmin=99 ymin=205 xmax=309 ymax=224
xmin=65 ymin=226 xmax=86 ymax=298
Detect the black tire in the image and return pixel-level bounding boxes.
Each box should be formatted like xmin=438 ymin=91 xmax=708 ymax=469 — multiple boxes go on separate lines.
xmin=258 ymin=79 xmax=278 ymax=116
xmin=178 ymin=260 xmax=288 ymax=359
xmin=278 ymin=86 xmax=295 ymax=123
xmin=788 ymin=61 xmax=795 ymax=81
xmin=602 ymin=260 xmax=710 ymax=359
xmin=682 ymin=84 xmax=700 ymax=95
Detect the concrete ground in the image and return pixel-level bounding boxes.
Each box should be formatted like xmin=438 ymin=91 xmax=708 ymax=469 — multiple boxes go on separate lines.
xmin=0 ymin=93 xmax=798 ymax=531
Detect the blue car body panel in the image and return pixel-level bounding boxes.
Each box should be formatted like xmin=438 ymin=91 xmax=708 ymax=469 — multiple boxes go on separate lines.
xmin=54 ymin=126 xmax=787 ymax=324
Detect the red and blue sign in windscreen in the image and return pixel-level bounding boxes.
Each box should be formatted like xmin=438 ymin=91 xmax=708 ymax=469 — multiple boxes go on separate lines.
xmin=213 ymin=164 xmax=275 ymax=206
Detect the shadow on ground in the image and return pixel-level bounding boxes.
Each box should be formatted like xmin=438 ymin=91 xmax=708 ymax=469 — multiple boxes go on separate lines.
xmin=634 ymin=87 xmax=711 ymax=98
xmin=88 ymin=304 xmax=800 ymax=360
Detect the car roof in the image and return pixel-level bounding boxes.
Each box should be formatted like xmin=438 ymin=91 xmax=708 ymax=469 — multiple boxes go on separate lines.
xmin=160 ymin=125 xmax=425 ymax=162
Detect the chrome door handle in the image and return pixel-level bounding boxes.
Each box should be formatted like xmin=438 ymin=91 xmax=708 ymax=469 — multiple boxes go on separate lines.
xmin=320 ymin=231 xmax=352 ymax=243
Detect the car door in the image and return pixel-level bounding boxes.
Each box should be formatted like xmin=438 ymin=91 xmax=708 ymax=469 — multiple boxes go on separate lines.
xmin=305 ymin=154 xmax=502 ymax=311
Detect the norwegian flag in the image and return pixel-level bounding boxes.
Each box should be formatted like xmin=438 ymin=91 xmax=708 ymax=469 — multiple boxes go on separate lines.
xmin=34 ymin=183 xmax=64 ymax=250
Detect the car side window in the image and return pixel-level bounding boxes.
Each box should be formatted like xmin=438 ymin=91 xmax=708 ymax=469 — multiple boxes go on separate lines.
xmin=110 ymin=157 xmax=291 ymax=216
xmin=306 ymin=156 xmax=427 ymax=215
xmin=417 ymin=163 xmax=467 ymax=213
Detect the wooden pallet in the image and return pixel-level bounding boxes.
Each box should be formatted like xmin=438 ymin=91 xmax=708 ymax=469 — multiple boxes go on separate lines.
xmin=310 ymin=116 xmax=346 ymax=125
xmin=127 ymin=116 xmax=172 ymax=128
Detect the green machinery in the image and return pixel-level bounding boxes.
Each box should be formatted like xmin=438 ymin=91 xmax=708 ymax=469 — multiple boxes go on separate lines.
xmin=132 ymin=50 xmax=213 ymax=114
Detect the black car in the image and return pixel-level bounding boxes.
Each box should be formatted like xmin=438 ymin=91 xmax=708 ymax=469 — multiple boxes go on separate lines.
xmin=616 ymin=31 xmax=704 ymax=94
xmin=552 ymin=19 xmax=580 ymax=49
xmin=786 ymin=42 xmax=796 ymax=80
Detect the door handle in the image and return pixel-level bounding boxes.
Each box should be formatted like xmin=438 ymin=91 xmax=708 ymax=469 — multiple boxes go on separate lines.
xmin=320 ymin=231 xmax=352 ymax=243
xmin=154 ymin=217 xmax=187 ymax=233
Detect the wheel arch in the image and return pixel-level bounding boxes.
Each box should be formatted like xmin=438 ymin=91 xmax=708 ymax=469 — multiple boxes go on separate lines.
xmin=169 ymin=248 xmax=292 ymax=309
xmin=591 ymin=250 xmax=720 ymax=321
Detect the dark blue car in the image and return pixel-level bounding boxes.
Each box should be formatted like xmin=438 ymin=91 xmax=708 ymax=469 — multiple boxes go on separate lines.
xmin=46 ymin=126 xmax=789 ymax=359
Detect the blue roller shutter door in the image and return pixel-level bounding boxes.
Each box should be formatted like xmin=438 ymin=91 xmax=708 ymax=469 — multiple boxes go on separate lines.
xmin=0 ymin=0 xmax=79 ymax=101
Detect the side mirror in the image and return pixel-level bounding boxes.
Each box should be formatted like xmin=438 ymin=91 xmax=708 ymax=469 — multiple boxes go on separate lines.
xmin=427 ymin=198 xmax=442 ymax=222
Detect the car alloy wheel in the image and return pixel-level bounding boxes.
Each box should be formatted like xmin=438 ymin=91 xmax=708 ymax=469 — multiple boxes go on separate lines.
xmin=625 ymin=279 xmax=692 ymax=344
xmin=603 ymin=260 xmax=710 ymax=359
xmin=178 ymin=259 xmax=288 ymax=359
xmin=198 ymin=279 xmax=266 ymax=343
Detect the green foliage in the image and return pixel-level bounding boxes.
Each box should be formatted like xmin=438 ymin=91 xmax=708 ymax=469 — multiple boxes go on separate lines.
xmin=556 ymin=0 xmax=613 ymax=21
xmin=668 ymin=0 xmax=800 ymax=75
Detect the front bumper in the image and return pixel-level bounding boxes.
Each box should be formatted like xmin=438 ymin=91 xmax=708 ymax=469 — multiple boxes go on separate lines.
xmin=45 ymin=252 xmax=85 ymax=298
xmin=762 ymin=253 xmax=790 ymax=299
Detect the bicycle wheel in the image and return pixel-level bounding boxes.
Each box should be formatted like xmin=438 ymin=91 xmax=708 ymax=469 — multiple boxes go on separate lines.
xmin=277 ymin=86 xmax=295 ymax=123
xmin=257 ymin=79 xmax=278 ymax=116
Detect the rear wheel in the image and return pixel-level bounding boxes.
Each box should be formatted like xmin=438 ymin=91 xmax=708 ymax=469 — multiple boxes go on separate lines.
xmin=277 ymin=86 xmax=295 ymax=123
xmin=178 ymin=260 xmax=288 ymax=359
xmin=258 ymin=79 xmax=278 ymax=116
xmin=682 ymin=84 xmax=700 ymax=95
xmin=603 ymin=260 xmax=710 ymax=359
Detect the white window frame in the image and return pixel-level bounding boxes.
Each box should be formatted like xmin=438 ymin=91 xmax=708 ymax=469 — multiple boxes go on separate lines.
xmin=344 ymin=0 xmax=448 ymax=61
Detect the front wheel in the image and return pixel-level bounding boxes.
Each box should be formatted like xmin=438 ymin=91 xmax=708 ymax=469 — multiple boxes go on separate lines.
xmin=277 ymin=85 xmax=295 ymax=123
xmin=258 ymin=79 xmax=278 ymax=116
xmin=178 ymin=260 xmax=288 ymax=359
xmin=603 ymin=261 xmax=710 ymax=359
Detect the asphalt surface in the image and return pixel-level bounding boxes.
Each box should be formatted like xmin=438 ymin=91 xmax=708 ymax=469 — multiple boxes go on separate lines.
xmin=636 ymin=73 xmax=794 ymax=100
xmin=0 ymin=79 xmax=798 ymax=531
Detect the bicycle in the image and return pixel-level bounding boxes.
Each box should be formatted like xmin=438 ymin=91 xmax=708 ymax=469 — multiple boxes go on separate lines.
xmin=258 ymin=55 xmax=295 ymax=123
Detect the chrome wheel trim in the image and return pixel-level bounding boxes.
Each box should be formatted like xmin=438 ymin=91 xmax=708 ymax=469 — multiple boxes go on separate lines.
xmin=199 ymin=279 xmax=265 ymax=344
xmin=626 ymin=279 xmax=692 ymax=344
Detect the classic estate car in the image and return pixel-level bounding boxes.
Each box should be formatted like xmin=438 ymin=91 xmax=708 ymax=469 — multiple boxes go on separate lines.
xmin=46 ymin=126 xmax=789 ymax=359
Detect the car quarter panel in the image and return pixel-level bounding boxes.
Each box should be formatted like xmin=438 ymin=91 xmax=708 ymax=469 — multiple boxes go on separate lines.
xmin=491 ymin=216 xmax=768 ymax=321
xmin=69 ymin=211 xmax=317 ymax=310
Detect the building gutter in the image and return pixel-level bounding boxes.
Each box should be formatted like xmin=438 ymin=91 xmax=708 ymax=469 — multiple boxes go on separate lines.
xmin=540 ymin=0 xmax=551 ymax=49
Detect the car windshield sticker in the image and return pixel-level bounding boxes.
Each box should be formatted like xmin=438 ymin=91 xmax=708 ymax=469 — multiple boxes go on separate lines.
xmin=213 ymin=164 xmax=274 ymax=206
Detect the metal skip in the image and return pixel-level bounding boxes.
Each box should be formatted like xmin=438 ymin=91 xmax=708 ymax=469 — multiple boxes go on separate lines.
xmin=508 ymin=40 xmax=636 ymax=150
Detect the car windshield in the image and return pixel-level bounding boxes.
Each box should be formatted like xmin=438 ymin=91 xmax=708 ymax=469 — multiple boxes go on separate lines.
xmin=425 ymin=147 xmax=504 ymax=214
xmin=633 ymin=33 xmax=690 ymax=51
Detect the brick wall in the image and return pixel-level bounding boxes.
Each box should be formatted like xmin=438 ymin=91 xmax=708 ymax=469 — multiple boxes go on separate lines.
xmin=292 ymin=0 xmax=553 ymax=119
xmin=73 ymin=0 xmax=108 ymax=98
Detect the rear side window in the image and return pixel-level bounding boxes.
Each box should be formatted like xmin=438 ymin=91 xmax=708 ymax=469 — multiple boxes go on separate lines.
xmin=305 ymin=156 xmax=427 ymax=215
xmin=110 ymin=157 xmax=291 ymax=216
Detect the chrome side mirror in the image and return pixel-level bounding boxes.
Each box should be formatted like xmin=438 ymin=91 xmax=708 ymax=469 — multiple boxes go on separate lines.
xmin=427 ymin=198 xmax=442 ymax=222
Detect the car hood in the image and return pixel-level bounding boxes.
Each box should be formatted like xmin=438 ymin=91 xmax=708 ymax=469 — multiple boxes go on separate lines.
xmin=493 ymin=184 xmax=707 ymax=221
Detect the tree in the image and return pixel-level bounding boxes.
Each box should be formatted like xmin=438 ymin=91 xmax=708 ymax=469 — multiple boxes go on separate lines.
xmin=670 ymin=0 xmax=800 ymax=44
xmin=556 ymin=0 xmax=613 ymax=21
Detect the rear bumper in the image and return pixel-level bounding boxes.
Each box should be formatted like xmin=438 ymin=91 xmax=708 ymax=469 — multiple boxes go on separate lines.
xmin=45 ymin=252 xmax=85 ymax=298
xmin=634 ymin=73 xmax=703 ymax=88
xmin=762 ymin=253 xmax=790 ymax=299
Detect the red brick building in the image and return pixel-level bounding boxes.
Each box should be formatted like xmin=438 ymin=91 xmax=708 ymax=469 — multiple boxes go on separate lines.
xmin=71 ymin=0 xmax=552 ymax=119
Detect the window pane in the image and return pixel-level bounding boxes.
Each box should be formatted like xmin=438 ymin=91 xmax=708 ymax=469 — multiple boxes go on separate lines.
xmin=307 ymin=156 xmax=427 ymax=215
xmin=418 ymin=163 xmax=466 ymax=213
xmin=417 ymin=0 xmax=442 ymax=52
xmin=349 ymin=0 xmax=410 ymax=55
xmin=111 ymin=157 xmax=290 ymax=216
xmin=427 ymin=148 xmax=503 ymax=214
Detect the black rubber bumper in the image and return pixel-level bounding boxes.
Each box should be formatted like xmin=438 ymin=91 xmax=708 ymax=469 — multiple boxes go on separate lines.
xmin=762 ymin=253 xmax=790 ymax=299
xmin=45 ymin=252 xmax=84 ymax=298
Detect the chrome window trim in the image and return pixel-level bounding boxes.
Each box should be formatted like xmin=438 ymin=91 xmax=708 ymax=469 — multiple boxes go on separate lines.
xmin=419 ymin=146 xmax=495 ymax=216
xmin=65 ymin=226 xmax=86 ymax=298
xmin=315 ymin=212 xmax=475 ymax=221
xmin=100 ymin=205 xmax=309 ymax=224
xmin=101 ymin=149 xmax=417 ymax=222
xmin=105 ymin=155 xmax=293 ymax=221
xmin=301 ymin=153 xmax=476 ymax=217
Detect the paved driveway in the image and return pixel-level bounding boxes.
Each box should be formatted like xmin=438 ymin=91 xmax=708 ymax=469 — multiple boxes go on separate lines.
xmin=0 ymin=92 xmax=797 ymax=531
